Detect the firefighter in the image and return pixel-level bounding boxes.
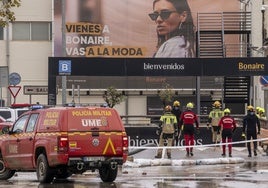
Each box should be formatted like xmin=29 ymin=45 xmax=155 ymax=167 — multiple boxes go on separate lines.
xmin=179 ymin=102 xmax=199 ymax=157
xmin=207 ymin=101 xmax=224 ymax=144
xmin=242 ymin=105 xmax=261 ymax=157
xmin=256 ymin=106 xmax=261 ymax=118
xmin=155 ymin=105 xmax=178 ymax=159
xmin=217 ymin=108 xmax=237 ymax=157
xmin=171 ymin=100 xmax=181 ymax=146
xmin=259 ymin=108 xmax=267 ymax=120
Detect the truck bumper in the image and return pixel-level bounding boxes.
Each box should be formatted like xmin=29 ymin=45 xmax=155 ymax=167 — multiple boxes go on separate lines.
xmin=67 ymin=157 xmax=124 ymax=172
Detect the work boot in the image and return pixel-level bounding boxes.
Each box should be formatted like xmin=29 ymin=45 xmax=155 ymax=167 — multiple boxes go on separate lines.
xmin=186 ymin=152 xmax=190 ymax=157
xmin=221 ymin=153 xmax=226 ymax=157
xmin=229 ymin=153 xmax=232 ymax=157
xmin=248 ymin=153 xmax=252 ymax=157
xmin=254 ymin=150 xmax=257 ymax=156
xmin=190 ymin=148 xmax=193 ymax=156
xmin=167 ymin=154 xmax=171 ymax=159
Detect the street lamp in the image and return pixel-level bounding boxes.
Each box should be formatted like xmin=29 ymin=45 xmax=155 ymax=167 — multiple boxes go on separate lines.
xmin=237 ymin=0 xmax=250 ymax=5
xmin=250 ymin=46 xmax=268 ymax=56
xmin=261 ymin=5 xmax=268 ymax=11
xmin=261 ymin=5 xmax=268 ymax=50
xmin=261 ymin=4 xmax=268 ymax=119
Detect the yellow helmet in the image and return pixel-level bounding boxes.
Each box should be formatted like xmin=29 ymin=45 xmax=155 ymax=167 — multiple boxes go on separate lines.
xmin=256 ymin=107 xmax=261 ymax=112
xmin=186 ymin=102 xmax=194 ymax=109
xmin=213 ymin=101 xmax=221 ymax=107
xmin=164 ymin=105 xmax=172 ymax=112
xmin=173 ymin=100 xmax=180 ymax=107
xmin=259 ymin=108 xmax=265 ymax=113
xmin=247 ymin=105 xmax=254 ymax=111
xmin=224 ymin=108 xmax=231 ymax=114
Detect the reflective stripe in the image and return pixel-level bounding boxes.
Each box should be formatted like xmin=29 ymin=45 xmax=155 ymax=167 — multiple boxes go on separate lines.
xmin=160 ymin=114 xmax=177 ymax=124
xmin=35 ymin=131 xmax=124 ymax=136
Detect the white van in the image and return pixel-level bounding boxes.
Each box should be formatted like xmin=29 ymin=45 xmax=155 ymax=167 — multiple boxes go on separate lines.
xmin=0 ymin=105 xmax=30 ymax=122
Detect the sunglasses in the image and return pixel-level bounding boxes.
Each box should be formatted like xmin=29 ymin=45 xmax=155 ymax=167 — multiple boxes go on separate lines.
xmin=148 ymin=10 xmax=177 ymax=21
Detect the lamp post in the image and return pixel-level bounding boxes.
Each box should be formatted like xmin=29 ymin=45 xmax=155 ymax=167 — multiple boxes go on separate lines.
xmin=261 ymin=4 xmax=268 ymax=118
xmin=261 ymin=5 xmax=268 ymax=45
xmin=61 ymin=0 xmax=67 ymax=106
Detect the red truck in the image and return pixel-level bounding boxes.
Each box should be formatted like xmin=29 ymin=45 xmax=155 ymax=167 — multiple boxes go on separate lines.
xmin=0 ymin=105 xmax=128 ymax=183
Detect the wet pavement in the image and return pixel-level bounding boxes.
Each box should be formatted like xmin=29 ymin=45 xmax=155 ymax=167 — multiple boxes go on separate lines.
xmin=0 ymin=146 xmax=267 ymax=188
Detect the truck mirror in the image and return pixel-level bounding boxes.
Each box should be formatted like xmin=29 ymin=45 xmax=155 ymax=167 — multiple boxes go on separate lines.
xmin=2 ymin=126 xmax=10 ymax=134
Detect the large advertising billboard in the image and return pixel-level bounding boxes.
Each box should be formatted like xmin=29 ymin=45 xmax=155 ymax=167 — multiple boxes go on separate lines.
xmin=54 ymin=0 xmax=240 ymax=58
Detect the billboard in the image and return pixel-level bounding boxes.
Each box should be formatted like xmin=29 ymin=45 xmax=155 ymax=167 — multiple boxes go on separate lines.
xmin=54 ymin=0 xmax=240 ymax=58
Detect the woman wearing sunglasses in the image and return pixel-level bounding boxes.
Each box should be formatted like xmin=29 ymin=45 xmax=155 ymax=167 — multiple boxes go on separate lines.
xmin=149 ymin=0 xmax=195 ymax=57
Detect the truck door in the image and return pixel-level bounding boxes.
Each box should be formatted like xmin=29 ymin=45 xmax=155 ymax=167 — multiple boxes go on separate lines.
xmin=4 ymin=114 xmax=29 ymax=169
xmin=19 ymin=113 xmax=39 ymax=168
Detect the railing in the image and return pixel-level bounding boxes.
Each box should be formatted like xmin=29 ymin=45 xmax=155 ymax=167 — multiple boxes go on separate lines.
xmin=222 ymin=12 xmax=251 ymax=32
xmin=121 ymin=115 xmax=160 ymax=126
xmin=197 ymin=12 xmax=251 ymax=32
xmin=121 ymin=114 xmax=249 ymax=127
xmin=197 ymin=12 xmax=223 ymax=31
xmin=197 ymin=12 xmax=251 ymax=58
xmin=225 ymin=43 xmax=251 ymax=57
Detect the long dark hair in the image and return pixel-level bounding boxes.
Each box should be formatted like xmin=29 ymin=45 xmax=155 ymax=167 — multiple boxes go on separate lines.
xmin=153 ymin=0 xmax=195 ymax=56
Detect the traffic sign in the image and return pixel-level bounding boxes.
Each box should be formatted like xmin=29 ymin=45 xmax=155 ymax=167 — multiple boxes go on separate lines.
xmin=9 ymin=72 xmax=21 ymax=85
xmin=0 ymin=66 xmax=8 ymax=87
xmin=260 ymin=76 xmax=268 ymax=86
xmin=24 ymin=85 xmax=48 ymax=95
xmin=59 ymin=60 xmax=71 ymax=75
xmin=8 ymin=85 xmax=21 ymax=98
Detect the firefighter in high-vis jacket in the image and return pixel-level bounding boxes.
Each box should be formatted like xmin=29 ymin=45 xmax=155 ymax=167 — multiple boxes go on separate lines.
xmin=207 ymin=101 xmax=224 ymax=144
xmin=171 ymin=100 xmax=181 ymax=146
xmin=155 ymin=105 xmax=178 ymax=159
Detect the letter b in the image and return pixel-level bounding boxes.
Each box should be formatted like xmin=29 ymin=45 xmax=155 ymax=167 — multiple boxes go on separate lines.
xmin=59 ymin=60 xmax=71 ymax=74
xmin=62 ymin=64 xmax=69 ymax=71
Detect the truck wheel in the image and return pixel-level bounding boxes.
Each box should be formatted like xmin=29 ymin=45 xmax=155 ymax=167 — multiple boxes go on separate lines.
xmin=0 ymin=158 xmax=15 ymax=180
xmin=36 ymin=154 xmax=54 ymax=183
xmin=99 ymin=164 xmax=118 ymax=182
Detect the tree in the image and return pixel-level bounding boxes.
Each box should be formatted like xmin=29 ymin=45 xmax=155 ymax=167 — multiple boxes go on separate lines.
xmin=103 ymin=86 xmax=125 ymax=108
xmin=0 ymin=0 xmax=21 ymax=27
xmin=158 ymin=83 xmax=175 ymax=107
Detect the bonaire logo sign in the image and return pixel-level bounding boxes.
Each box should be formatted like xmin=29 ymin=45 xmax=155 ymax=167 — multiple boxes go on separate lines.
xmin=238 ymin=61 xmax=265 ymax=71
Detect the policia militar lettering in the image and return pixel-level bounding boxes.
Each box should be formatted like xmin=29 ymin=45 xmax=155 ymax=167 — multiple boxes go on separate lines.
xmin=155 ymin=105 xmax=178 ymax=159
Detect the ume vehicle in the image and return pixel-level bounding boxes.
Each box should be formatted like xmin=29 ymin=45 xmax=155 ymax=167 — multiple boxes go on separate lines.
xmin=0 ymin=105 xmax=128 ymax=183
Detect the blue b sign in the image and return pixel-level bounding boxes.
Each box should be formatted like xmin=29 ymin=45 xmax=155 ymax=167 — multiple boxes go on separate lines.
xmin=59 ymin=60 xmax=71 ymax=75
xmin=260 ymin=76 xmax=268 ymax=86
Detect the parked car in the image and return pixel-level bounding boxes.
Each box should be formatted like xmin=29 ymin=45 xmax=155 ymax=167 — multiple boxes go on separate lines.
xmin=0 ymin=116 xmax=5 ymax=123
xmin=0 ymin=104 xmax=31 ymax=122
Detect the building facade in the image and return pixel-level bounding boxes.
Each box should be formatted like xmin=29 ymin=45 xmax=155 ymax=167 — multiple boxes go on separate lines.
xmin=0 ymin=0 xmax=267 ymax=118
